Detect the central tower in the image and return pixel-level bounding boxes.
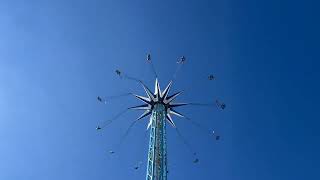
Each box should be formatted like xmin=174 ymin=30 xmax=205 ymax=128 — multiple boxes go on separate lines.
xmin=129 ymin=79 xmax=188 ymax=180
xmin=146 ymin=103 xmax=167 ymax=180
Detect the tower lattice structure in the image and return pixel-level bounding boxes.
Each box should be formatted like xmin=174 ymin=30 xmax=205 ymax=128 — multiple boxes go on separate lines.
xmin=146 ymin=103 xmax=167 ymax=180
xmin=129 ymin=79 xmax=187 ymax=180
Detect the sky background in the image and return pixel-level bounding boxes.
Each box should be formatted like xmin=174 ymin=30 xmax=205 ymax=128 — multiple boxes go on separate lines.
xmin=0 ymin=0 xmax=319 ymax=180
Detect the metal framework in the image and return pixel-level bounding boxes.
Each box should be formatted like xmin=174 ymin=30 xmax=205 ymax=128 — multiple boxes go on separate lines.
xmin=129 ymin=79 xmax=188 ymax=180
xmin=146 ymin=103 xmax=167 ymax=180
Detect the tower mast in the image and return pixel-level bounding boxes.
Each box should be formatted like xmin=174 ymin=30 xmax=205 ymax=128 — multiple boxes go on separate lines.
xmin=128 ymin=78 xmax=188 ymax=180
xmin=129 ymin=79 xmax=187 ymax=180
xmin=146 ymin=103 xmax=167 ymax=180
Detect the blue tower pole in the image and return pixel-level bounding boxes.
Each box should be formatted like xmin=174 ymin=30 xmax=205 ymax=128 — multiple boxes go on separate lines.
xmin=129 ymin=79 xmax=186 ymax=180
xmin=146 ymin=103 xmax=167 ymax=180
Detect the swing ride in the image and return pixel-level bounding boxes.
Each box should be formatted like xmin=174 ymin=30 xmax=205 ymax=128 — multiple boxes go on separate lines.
xmin=95 ymin=54 xmax=226 ymax=180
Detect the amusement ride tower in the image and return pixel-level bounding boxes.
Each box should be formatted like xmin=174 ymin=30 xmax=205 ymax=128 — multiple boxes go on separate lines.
xmin=130 ymin=79 xmax=186 ymax=180
xmin=96 ymin=55 xmax=224 ymax=180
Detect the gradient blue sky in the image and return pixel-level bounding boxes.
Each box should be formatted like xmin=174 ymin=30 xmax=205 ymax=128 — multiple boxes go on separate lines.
xmin=0 ymin=0 xmax=319 ymax=180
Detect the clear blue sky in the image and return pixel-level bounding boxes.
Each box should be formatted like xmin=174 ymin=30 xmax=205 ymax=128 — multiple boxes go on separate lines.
xmin=0 ymin=0 xmax=319 ymax=179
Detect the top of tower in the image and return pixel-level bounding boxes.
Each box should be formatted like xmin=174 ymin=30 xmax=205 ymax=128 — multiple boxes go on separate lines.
xmin=129 ymin=79 xmax=188 ymax=129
